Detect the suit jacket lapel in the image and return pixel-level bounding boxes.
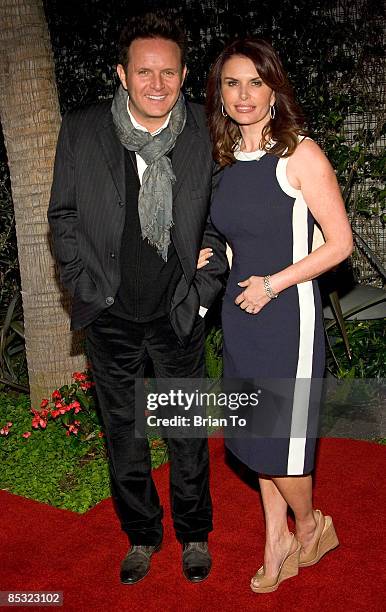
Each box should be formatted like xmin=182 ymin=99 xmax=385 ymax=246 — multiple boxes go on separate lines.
xmin=95 ymin=102 xmax=199 ymax=203
xmin=97 ymin=112 xmax=125 ymax=201
xmin=172 ymin=104 xmax=200 ymax=201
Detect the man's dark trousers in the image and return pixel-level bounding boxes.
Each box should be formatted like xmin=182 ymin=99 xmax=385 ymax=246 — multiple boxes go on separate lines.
xmin=86 ymin=310 xmax=211 ymax=546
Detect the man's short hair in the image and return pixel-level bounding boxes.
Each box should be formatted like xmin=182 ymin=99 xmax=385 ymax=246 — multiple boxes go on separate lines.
xmin=118 ymin=11 xmax=187 ymax=70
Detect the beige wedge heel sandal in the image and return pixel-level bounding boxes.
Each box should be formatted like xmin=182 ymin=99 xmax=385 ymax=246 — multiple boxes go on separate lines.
xmin=250 ymin=533 xmax=301 ymax=594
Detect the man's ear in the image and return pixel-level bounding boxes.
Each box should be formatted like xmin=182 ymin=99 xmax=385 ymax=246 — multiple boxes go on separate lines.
xmin=117 ymin=64 xmax=128 ymax=90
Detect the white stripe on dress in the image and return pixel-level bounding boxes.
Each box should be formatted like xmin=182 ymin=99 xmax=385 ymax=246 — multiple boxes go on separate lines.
xmin=276 ymin=157 xmax=316 ymax=475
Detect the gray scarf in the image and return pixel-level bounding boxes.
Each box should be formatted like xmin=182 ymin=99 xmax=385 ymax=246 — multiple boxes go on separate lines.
xmin=111 ymin=84 xmax=187 ymax=261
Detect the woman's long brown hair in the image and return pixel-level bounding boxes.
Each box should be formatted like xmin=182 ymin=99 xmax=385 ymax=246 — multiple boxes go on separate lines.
xmin=206 ymin=38 xmax=307 ymax=166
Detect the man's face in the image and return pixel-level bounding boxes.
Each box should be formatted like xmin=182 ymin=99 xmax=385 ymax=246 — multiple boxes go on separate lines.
xmin=117 ymin=37 xmax=187 ymax=132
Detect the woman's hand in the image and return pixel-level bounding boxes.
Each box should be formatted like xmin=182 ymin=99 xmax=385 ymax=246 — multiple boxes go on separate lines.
xmin=235 ymin=276 xmax=271 ymax=314
xmin=197 ymin=248 xmax=213 ymax=269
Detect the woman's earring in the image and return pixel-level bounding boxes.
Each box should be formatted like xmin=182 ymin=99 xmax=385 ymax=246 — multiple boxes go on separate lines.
xmin=221 ymin=104 xmax=228 ymax=118
xmin=269 ymin=104 xmax=276 ymax=119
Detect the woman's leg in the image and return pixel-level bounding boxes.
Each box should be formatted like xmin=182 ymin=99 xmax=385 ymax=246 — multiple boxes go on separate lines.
xmin=254 ymin=477 xmax=294 ymax=582
xmin=272 ymin=474 xmax=318 ymax=556
xmin=253 ymin=474 xmax=317 ymax=585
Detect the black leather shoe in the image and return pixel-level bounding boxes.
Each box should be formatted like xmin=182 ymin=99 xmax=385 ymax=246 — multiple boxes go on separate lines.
xmin=182 ymin=542 xmax=212 ymax=583
xmin=120 ymin=544 xmax=161 ymax=584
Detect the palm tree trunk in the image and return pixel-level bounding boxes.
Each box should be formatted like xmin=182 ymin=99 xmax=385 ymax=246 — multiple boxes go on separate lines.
xmin=0 ymin=0 xmax=86 ymax=408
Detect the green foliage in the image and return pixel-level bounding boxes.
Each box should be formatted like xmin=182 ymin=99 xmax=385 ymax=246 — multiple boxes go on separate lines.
xmin=205 ymin=327 xmax=223 ymax=379
xmin=0 ymin=392 xmax=108 ymax=512
xmin=326 ymin=319 xmax=386 ymax=379
xmin=0 ymin=387 xmax=168 ymax=512
xmin=147 ymin=434 xmax=169 ymax=469
xmin=43 ymin=0 xmax=384 ymax=129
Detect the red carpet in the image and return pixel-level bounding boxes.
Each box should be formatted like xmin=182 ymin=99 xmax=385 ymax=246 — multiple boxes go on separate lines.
xmin=1 ymin=438 xmax=385 ymax=612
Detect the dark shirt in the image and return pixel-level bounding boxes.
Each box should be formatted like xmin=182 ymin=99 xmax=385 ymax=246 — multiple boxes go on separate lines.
xmin=110 ymin=149 xmax=183 ymax=321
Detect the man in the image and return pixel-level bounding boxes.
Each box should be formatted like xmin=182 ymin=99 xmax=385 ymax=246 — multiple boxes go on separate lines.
xmin=48 ymin=12 xmax=227 ymax=584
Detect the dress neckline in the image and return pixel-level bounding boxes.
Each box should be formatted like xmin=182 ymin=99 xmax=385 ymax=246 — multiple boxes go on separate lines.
xmin=233 ymin=138 xmax=275 ymax=162
xmin=234 ymin=148 xmax=267 ymax=162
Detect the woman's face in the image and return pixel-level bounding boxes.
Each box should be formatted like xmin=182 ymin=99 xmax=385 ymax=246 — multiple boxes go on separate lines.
xmin=220 ymin=55 xmax=275 ymax=127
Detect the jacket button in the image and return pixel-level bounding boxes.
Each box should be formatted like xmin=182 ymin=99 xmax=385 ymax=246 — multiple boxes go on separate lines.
xmin=110 ymin=252 xmax=116 ymax=259
xmin=105 ymin=296 xmax=114 ymax=306
xmin=118 ymin=201 xmax=124 ymax=207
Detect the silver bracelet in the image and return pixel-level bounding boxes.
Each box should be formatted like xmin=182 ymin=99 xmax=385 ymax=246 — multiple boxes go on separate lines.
xmin=263 ymin=275 xmax=279 ymax=299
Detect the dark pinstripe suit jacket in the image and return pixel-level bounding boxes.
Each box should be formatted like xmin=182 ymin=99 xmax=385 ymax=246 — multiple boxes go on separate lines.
xmin=48 ymin=99 xmax=228 ymax=345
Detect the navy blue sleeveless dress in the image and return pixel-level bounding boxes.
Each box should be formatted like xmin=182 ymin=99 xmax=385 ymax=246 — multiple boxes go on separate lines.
xmin=211 ymin=148 xmax=325 ymax=476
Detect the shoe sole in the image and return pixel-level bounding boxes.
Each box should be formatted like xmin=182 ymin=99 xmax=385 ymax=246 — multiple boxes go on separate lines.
xmin=182 ymin=570 xmax=212 ymax=583
xmin=121 ymin=566 xmax=150 ymax=585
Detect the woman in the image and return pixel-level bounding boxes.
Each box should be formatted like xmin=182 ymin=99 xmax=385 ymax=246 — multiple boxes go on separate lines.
xmin=203 ymin=39 xmax=353 ymax=593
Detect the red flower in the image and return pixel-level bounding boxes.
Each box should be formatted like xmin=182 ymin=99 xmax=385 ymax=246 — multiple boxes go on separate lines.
xmin=31 ymin=411 xmax=47 ymax=429
xmin=52 ymin=389 xmax=62 ymax=400
xmin=40 ymin=399 xmax=49 ymax=409
xmin=51 ymin=409 xmax=61 ymax=418
xmin=0 ymin=422 xmax=12 ymax=435
xmin=98 ymin=431 xmax=104 ymax=438
xmin=69 ymin=400 xmax=81 ymax=413
xmin=80 ymin=381 xmax=95 ymax=391
xmin=73 ymin=372 xmax=88 ymax=382
xmin=54 ymin=401 xmax=67 ymax=415
xmin=22 ymin=432 xmax=31 ymax=439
